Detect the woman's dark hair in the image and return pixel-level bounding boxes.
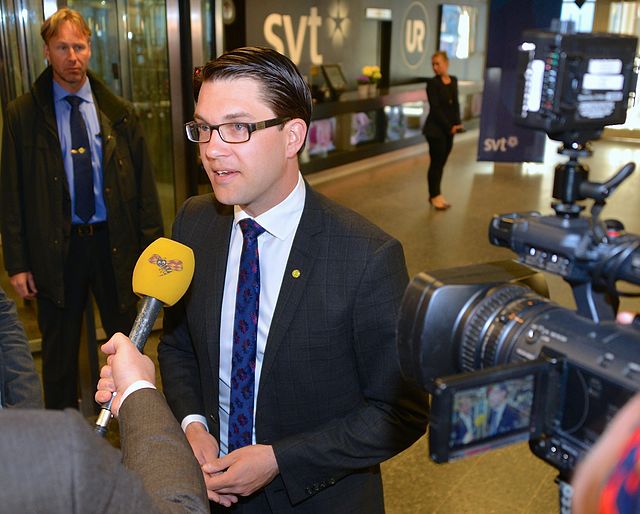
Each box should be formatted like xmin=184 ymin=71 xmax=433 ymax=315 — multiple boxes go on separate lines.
xmin=194 ymin=47 xmax=312 ymax=133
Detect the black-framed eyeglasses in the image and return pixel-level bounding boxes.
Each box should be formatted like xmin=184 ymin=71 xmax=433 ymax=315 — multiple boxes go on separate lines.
xmin=184 ymin=117 xmax=291 ymax=144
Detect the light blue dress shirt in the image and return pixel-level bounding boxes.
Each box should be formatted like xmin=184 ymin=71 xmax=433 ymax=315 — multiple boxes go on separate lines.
xmin=53 ymin=79 xmax=107 ymax=224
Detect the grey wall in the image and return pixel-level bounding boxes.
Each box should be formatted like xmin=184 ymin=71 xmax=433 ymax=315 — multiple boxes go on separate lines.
xmin=244 ymin=0 xmax=488 ymax=88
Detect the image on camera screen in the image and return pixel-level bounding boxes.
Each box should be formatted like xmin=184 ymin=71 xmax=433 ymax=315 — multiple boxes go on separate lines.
xmin=449 ymin=375 xmax=534 ymax=451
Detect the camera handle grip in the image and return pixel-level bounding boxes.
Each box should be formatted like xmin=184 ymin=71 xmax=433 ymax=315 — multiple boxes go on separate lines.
xmin=580 ymin=162 xmax=635 ymax=203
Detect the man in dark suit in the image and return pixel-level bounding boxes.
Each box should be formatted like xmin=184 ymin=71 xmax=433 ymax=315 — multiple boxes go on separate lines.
xmin=158 ymin=47 xmax=428 ymax=512
xmin=0 ymin=7 xmax=164 ymax=410
xmin=486 ymin=383 xmax=521 ymax=436
xmin=0 ymin=333 xmax=208 ymax=513
xmin=451 ymin=395 xmax=477 ymax=446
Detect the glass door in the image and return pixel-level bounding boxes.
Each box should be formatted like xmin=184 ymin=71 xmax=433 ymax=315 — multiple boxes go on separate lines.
xmin=68 ymin=0 xmax=175 ymax=229
xmin=0 ymin=0 xmax=46 ymax=109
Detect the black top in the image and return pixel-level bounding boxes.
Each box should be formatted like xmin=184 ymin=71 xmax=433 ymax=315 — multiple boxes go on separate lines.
xmin=423 ymin=75 xmax=461 ymax=138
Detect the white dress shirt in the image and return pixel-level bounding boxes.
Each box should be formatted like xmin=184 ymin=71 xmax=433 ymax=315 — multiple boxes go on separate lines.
xmin=182 ymin=173 xmax=306 ymax=456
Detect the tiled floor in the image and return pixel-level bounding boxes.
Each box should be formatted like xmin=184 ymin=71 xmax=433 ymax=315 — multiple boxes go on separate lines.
xmin=8 ymin=128 xmax=640 ymax=513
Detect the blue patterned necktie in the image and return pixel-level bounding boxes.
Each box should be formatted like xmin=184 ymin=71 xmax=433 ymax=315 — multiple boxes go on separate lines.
xmin=228 ymin=218 xmax=265 ymax=451
xmin=65 ymin=95 xmax=95 ymax=223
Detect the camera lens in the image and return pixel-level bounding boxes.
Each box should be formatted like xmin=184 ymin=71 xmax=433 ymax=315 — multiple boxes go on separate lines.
xmin=459 ymin=284 xmax=551 ymax=371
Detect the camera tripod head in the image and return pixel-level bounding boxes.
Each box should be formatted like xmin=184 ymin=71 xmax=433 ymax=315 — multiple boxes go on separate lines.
xmin=551 ymin=137 xmax=635 ymax=221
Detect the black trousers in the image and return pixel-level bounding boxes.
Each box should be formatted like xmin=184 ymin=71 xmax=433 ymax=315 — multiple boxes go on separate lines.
xmin=426 ymin=132 xmax=454 ymax=198
xmin=37 ymin=225 xmax=136 ymax=409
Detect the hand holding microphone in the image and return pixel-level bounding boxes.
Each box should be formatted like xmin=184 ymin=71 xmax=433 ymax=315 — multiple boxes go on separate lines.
xmin=95 ymin=333 xmax=156 ymax=416
xmin=95 ymin=237 xmax=194 ymax=435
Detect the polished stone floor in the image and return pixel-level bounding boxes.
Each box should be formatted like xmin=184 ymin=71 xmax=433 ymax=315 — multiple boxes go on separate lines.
xmin=6 ymin=128 xmax=640 ymax=513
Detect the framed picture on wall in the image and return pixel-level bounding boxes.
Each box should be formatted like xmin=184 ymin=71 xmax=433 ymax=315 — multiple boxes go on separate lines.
xmin=437 ymin=4 xmax=478 ymax=59
xmin=321 ymin=64 xmax=348 ymax=97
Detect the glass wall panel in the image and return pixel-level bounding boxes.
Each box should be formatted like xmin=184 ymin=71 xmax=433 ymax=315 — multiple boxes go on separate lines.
xmin=0 ymin=0 xmax=46 ymax=107
xmin=124 ymin=0 xmax=174 ymax=227
xmin=203 ymin=0 xmax=212 ymax=58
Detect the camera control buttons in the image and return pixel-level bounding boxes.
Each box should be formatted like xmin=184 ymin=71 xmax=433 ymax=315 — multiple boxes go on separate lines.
xmin=525 ymin=328 xmax=538 ymax=343
xmin=624 ymin=362 xmax=640 ymax=381
xmin=598 ymin=352 xmax=615 ymax=368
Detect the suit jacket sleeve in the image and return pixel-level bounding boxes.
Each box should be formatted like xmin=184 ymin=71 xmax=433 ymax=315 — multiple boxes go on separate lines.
xmin=0 ymin=392 xmax=207 ymax=514
xmin=119 ymin=388 xmax=209 ymax=513
xmin=273 ymin=235 xmax=429 ymax=504
xmin=0 ymin=286 xmax=43 ymax=408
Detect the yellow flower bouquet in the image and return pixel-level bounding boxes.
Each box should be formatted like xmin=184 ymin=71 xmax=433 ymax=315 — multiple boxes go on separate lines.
xmin=357 ymin=65 xmax=382 ymax=85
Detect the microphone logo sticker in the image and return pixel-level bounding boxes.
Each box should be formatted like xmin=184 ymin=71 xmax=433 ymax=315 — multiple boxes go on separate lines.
xmin=149 ymin=254 xmax=184 ymax=275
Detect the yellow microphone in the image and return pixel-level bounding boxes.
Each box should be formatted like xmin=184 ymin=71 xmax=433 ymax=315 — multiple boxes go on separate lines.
xmin=95 ymin=237 xmax=195 ymax=435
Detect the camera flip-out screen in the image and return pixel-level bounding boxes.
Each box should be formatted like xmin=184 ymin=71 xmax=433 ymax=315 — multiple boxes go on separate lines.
xmin=429 ymin=360 xmax=551 ymax=463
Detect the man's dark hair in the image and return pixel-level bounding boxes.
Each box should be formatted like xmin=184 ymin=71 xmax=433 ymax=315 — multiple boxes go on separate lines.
xmin=194 ymin=47 xmax=313 ymax=148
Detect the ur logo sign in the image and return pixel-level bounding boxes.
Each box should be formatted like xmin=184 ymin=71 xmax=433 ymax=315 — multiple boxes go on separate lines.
xmin=406 ymin=19 xmax=425 ymax=53
xmin=402 ymin=2 xmax=429 ymax=69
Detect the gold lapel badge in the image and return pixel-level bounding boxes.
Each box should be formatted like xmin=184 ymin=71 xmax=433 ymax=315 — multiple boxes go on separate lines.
xmin=292 ymin=269 xmax=301 ymax=279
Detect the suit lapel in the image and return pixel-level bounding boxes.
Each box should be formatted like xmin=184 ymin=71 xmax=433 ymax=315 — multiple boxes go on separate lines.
xmin=259 ymin=185 xmax=324 ymax=386
xmin=202 ymin=204 xmax=233 ymax=375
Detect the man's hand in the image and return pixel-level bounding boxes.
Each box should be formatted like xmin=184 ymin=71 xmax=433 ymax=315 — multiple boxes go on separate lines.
xmin=10 ymin=271 xmax=37 ymax=300
xmin=184 ymin=422 xmax=238 ymax=507
xmin=95 ymin=332 xmax=155 ymax=416
xmin=202 ymin=445 xmax=279 ymax=499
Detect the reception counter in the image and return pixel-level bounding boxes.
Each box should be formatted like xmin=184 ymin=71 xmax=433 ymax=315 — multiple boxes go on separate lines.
xmin=300 ymin=81 xmax=482 ymax=174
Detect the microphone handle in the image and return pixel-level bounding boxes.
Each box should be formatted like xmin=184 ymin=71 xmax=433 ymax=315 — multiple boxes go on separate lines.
xmin=130 ymin=296 xmax=163 ymax=351
xmin=94 ymin=296 xmax=163 ymax=436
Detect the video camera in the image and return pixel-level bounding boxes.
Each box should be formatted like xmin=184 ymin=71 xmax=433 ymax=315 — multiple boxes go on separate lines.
xmin=397 ymin=28 xmax=640 ymax=483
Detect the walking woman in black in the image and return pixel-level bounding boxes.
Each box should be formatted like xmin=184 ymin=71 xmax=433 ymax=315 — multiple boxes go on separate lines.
xmin=422 ymin=51 xmax=464 ymax=210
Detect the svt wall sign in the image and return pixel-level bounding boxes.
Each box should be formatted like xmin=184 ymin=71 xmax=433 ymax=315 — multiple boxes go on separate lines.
xmin=246 ymin=0 xmax=436 ymax=83
xmin=262 ymin=5 xmax=350 ymax=66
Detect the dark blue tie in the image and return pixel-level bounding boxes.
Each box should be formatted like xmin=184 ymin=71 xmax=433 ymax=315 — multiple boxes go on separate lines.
xmin=65 ymin=96 xmax=95 ymax=223
xmin=228 ymin=219 xmax=265 ymax=452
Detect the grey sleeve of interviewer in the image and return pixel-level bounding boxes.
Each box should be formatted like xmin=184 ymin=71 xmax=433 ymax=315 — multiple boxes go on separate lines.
xmin=0 ymin=285 xmax=43 ymax=409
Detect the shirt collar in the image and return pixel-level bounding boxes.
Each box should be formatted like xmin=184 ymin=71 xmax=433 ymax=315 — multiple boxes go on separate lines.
xmin=234 ymin=172 xmax=306 ymax=240
xmin=53 ymin=77 xmax=94 ymax=105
